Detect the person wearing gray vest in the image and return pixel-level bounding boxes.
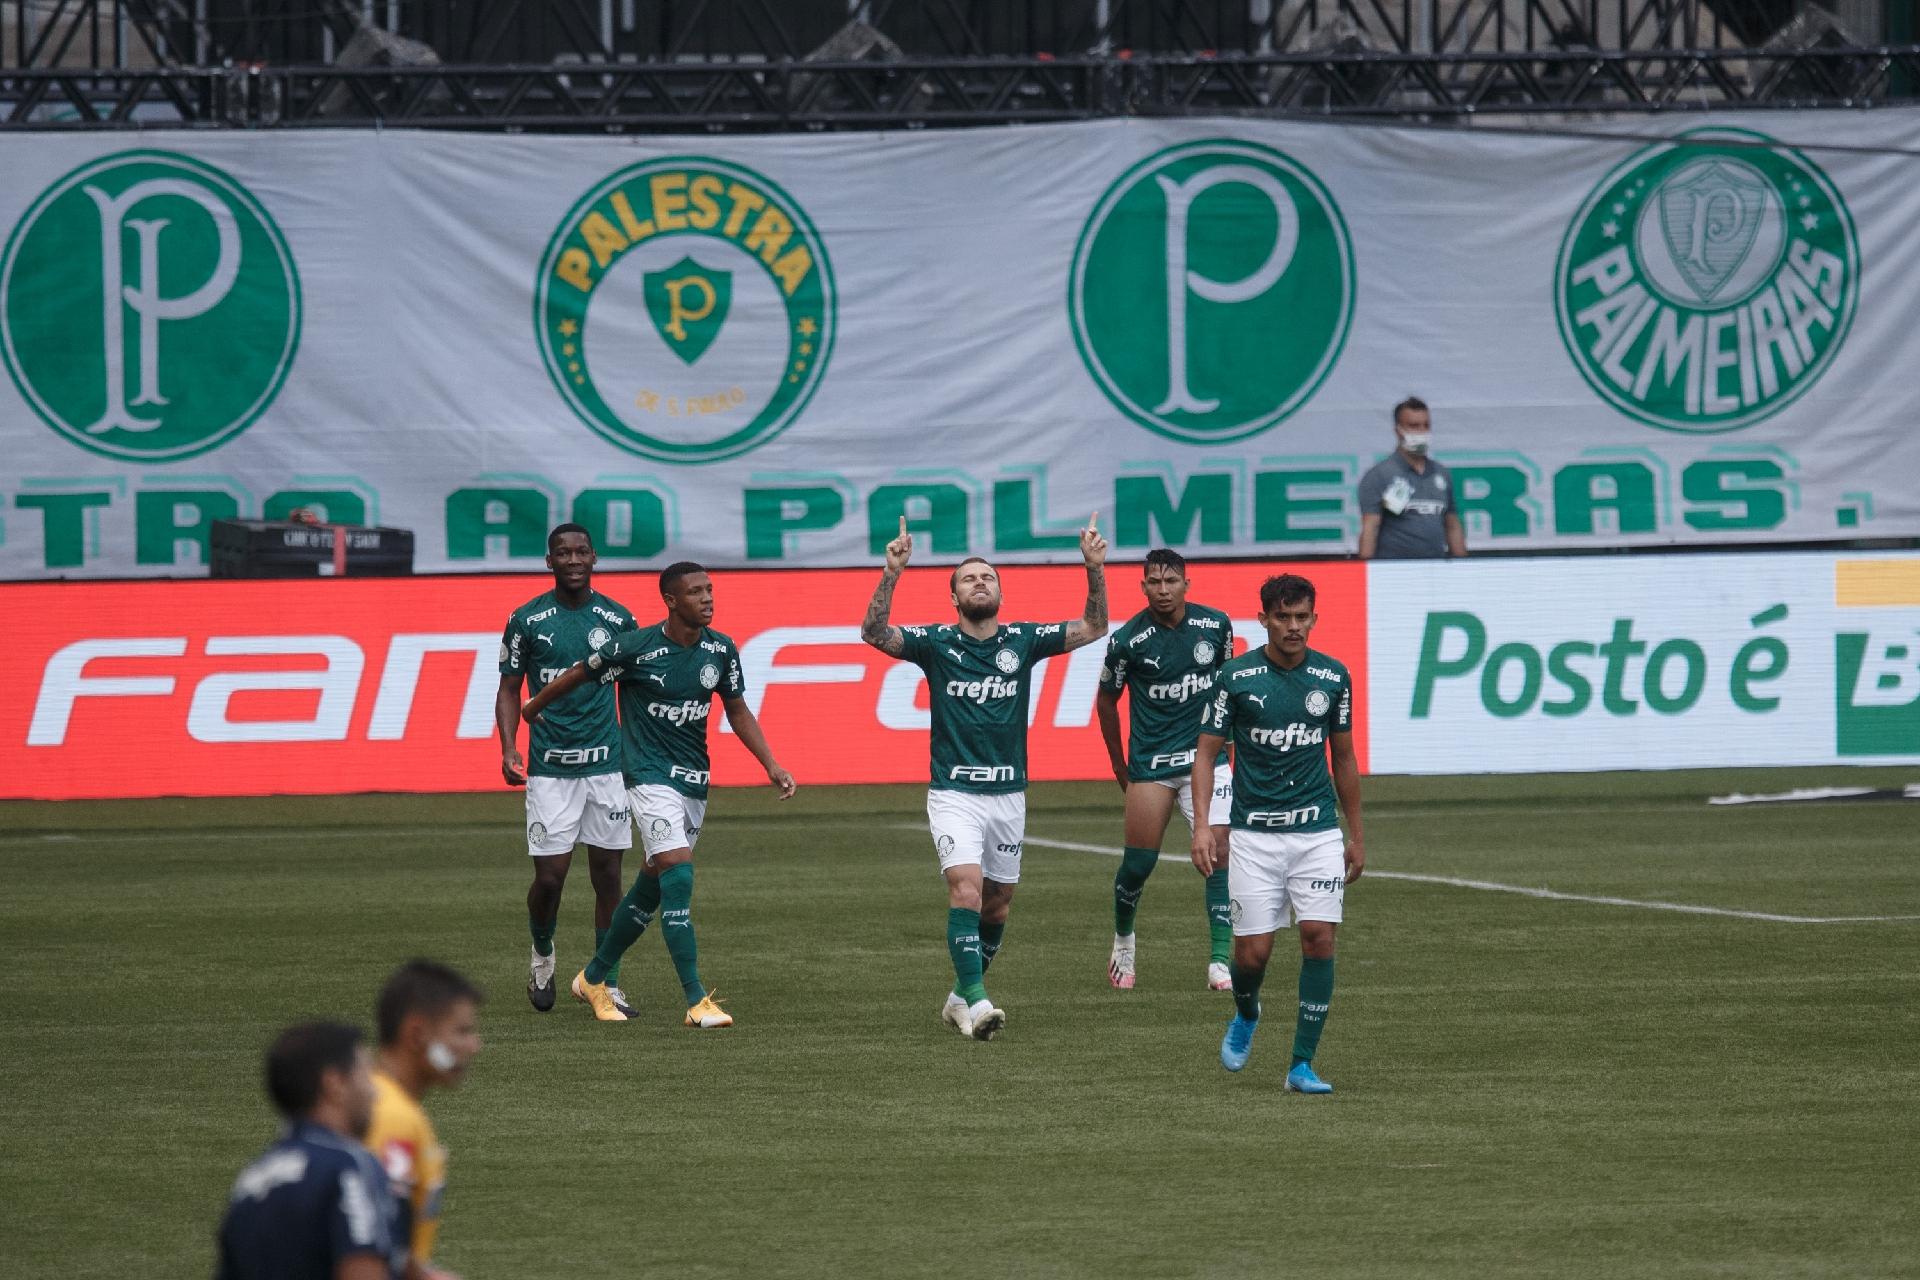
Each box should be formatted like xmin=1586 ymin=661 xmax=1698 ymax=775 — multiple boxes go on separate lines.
xmin=1357 ymin=397 xmax=1467 ymax=560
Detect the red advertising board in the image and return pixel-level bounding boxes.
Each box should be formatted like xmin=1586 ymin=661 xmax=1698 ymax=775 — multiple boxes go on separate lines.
xmin=4 ymin=563 xmax=1366 ymax=800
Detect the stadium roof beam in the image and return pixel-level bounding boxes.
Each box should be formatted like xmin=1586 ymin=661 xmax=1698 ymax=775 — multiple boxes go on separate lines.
xmin=5 ymin=47 xmax=1918 ymax=129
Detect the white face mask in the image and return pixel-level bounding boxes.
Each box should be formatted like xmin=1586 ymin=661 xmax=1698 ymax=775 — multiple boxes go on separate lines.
xmin=1398 ymin=429 xmax=1432 ymax=457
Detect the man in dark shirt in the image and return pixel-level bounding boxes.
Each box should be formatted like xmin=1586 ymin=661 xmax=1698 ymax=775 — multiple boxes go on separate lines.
xmin=215 ymin=1022 xmax=399 ymax=1280
xmin=1357 ymin=396 xmax=1467 ymax=560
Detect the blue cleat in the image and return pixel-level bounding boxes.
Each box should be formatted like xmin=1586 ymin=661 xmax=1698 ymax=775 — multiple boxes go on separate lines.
xmin=1219 ymin=1014 xmax=1259 ymax=1072
xmin=1285 ymin=1061 xmax=1333 ymax=1094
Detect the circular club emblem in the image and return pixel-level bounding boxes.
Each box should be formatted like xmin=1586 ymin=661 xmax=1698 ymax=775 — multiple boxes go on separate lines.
xmin=649 ymin=817 xmax=671 ymax=840
xmin=936 ymin=834 xmax=956 ymax=857
xmin=1305 ymin=688 xmax=1331 ymax=717
xmin=1554 ymin=128 xmax=1858 ymax=434
xmin=1193 ymin=640 xmax=1217 ymax=666
xmin=1228 ymin=899 xmax=1244 ymax=927
xmin=535 ymin=157 xmax=835 ymax=464
xmin=1069 ymin=139 xmax=1354 ymax=445
xmin=528 ymin=821 xmax=548 ymax=844
xmin=994 ymin=648 xmax=1020 ymax=674
xmin=1 ymin=150 xmax=301 ymax=462
xmin=698 ymin=662 xmax=721 ymax=690
xmin=587 ymin=626 xmax=612 ymax=650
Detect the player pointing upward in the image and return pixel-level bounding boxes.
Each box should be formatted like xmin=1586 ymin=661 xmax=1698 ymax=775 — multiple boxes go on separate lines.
xmin=862 ymin=514 xmax=1109 ymax=1040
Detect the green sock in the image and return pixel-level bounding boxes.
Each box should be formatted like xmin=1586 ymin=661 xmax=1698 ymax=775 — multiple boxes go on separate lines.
xmin=1204 ymin=867 xmax=1231 ymax=964
xmin=1292 ymin=957 xmax=1335 ymax=1066
xmin=947 ymin=907 xmax=987 ymax=1004
xmin=980 ymin=919 xmax=1006 ymax=973
xmin=594 ymin=927 xmax=621 ymax=989
xmin=1230 ymin=965 xmax=1264 ymax=1024
xmin=1113 ymin=845 xmax=1158 ymax=935
xmin=529 ymin=911 xmax=557 ymax=958
xmin=583 ymin=874 xmax=657 ymax=984
xmin=657 ymin=863 xmax=705 ymax=1005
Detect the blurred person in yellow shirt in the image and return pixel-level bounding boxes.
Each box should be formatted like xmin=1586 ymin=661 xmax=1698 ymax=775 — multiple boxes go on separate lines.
xmin=365 ymin=961 xmax=483 ymax=1280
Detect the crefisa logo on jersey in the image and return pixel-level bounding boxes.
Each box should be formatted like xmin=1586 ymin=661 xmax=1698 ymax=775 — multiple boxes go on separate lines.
xmin=1554 ymin=128 xmax=1858 ymax=434
xmin=535 ymin=158 xmax=835 ymax=464
xmin=1 ymin=150 xmax=302 ymax=462
xmin=1069 ymin=140 xmax=1354 ymax=445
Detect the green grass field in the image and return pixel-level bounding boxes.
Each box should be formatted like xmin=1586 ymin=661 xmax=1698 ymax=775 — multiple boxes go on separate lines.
xmin=5 ymin=768 xmax=1919 ymax=1279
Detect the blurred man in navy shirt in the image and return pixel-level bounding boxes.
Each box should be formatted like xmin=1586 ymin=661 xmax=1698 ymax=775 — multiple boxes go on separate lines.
xmin=215 ymin=1022 xmax=401 ymax=1280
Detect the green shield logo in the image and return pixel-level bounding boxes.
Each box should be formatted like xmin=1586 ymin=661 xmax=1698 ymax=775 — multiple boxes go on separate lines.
xmin=1554 ymin=128 xmax=1859 ymax=434
xmin=643 ymin=257 xmax=732 ymax=366
xmin=1068 ymin=140 xmax=1354 ymax=445
xmin=0 ymin=150 xmax=301 ymax=462
xmin=534 ymin=157 xmax=835 ymax=464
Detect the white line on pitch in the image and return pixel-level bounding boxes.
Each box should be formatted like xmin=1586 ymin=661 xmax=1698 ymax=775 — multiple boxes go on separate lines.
xmin=1016 ymin=834 xmax=1920 ymax=926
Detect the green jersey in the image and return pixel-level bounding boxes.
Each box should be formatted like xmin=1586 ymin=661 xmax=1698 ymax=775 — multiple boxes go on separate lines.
xmin=1201 ymin=646 xmax=1353 ymax=834
xmin=899 ymin=620 xmax=1071 ymax=794
xmin=500 ymin=589 xmax=631 ymax=778
xmin=1098 ymin=603 xmax=1232 ymax=781
xmin=586 ymin=622 xmax=745 ymax=800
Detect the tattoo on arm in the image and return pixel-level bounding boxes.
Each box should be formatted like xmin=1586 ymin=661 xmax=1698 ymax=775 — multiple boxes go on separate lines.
xmin=861 ymin=569 xmax=906 ymax=656
xmin=1064 ymin=563 xmax=1109 ymax=650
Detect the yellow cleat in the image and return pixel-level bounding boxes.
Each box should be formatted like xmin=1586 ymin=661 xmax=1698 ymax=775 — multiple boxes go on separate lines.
xmin=685 ymin=992 xmax=733 ymax=1029
xmin=571 ymin=971 xmax=628 ymax=1022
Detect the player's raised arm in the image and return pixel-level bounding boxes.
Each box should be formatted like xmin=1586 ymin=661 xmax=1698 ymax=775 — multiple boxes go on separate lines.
xmin=495 ymin=673 xmax=528 ymax=786
xmin=1330 ymin=728 xmax=1365 ymax=884
xmin=861 ymin=515 xmax=913 ymax=657
xmin=1190 ymin=731 xmax=1226 ymax=873
xmin=1063 ymin=512 xmax=1110 ymax=651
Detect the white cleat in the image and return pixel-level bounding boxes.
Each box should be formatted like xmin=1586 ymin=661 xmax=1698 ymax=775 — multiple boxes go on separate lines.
xmin=1207 ymin=962 xmax=1232 ymax=991
xmin=606 ymin=986 xmax=639 ymax=1018
xmin=941 ymin=993 xmax=974 ymax=1037
xmin=1108 ymin=933 xmax=1137 ymax=990
xmin=527 ymin=946 xmax=557 ymax=1012
xmin=967 ymin=999 xmax=1007 ymax=1041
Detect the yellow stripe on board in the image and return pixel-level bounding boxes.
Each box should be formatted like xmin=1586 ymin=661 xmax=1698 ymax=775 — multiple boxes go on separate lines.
xmin=1836 ymin=560 xmax=1920 ymax=607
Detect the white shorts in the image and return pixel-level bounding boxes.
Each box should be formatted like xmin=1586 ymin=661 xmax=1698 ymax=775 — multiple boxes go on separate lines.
xmin=1227 ymin=828 xmax=1347 ymax=935
xmin=525 ymin=773 xmax=633 ymax=856
xmin=1150 ymin=761 xmax=1234 ymax=829
xmin=629 ymin=783 xmax=707 ymax=861
xmin=927 ymin=789 xmax=1026 ymax=884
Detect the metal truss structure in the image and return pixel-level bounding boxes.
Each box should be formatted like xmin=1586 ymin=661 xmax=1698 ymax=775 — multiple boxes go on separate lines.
xmin=4 ymin=0 xmax=1915 ymax=128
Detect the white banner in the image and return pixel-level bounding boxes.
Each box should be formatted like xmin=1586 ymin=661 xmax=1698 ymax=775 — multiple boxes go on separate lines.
xmin=3 ymin=112 xmax=1916 ymax=579
xmin=1365 ymin=552 xmax=1920 ymax=773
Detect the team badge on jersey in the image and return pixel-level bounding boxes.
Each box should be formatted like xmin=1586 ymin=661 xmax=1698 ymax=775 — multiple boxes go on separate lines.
xmin=1193 ymin=640 xmax=1217 ymax=665
xmin=994 ymin=649 xmax=1019 ymax=674
xmin=699 ymin=663 xmax=721 ymax=690
xmin=1305 ymin=689 xmax=1331 ymax=717
xmin=588 ymin=626 xmax=612 ymax=649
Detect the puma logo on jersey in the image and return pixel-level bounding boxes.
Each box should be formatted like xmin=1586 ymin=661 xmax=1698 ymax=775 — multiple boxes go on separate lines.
xmin=646 ymin=673 xmax=667 ymax=686
xmin=1139 ymin=656 xmax=1161 ymax=669
xmin=946 ymin=647 xmax=965 ymax=661
xmin=1247 ymin=694 xmax=1268 ymax=708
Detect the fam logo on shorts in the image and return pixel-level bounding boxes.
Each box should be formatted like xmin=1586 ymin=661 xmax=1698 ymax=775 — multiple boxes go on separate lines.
xmin=994 ymin=649 xmax=1020 ymax=674
xmin=1069 ymin=139 xmax=1354 ymax=445
xmin=1193 ymin=640 xmax=1217 ymax=666
xmin=1304 ymin=689 xmax=1331 ymax=717
xmin=535 ymin=157 xmax=835 ymax=464
xmin=1554 ymin=128 xmax=1858 ymax=434
xmin=1 ymin=150 xmax=301 ymax=462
